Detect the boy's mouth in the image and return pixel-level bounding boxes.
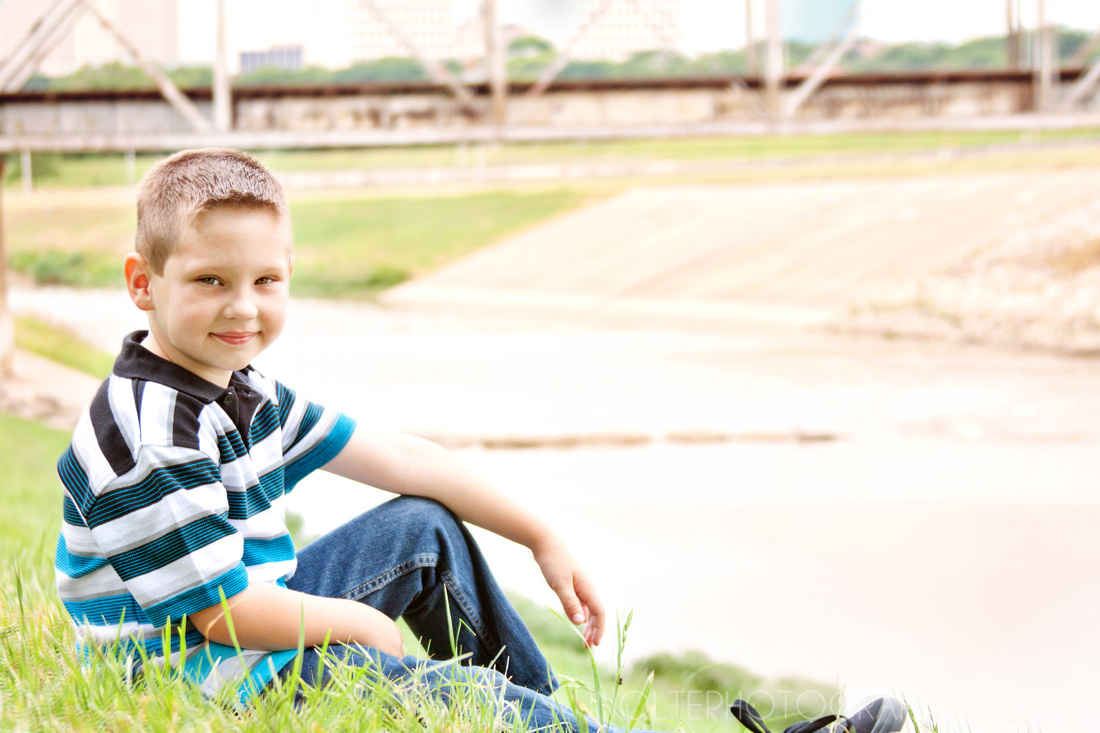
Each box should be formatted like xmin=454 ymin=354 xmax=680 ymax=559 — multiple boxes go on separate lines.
xmin=212 ymin=331 xmax=257 ymax=346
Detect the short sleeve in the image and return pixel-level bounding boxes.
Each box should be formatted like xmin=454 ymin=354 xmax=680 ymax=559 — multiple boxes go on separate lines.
xmin=81 ymin=443 xmax=249 ymax=628
xmin=273 ymin=380 xmax=357 ymax=491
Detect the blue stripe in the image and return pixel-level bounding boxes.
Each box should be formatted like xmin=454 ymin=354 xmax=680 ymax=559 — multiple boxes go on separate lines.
xmin=241 ymin=534 xmax=296 ymax=567
xmin=62 ymin=496 xmax=83 ymax=525
xmin=288 ymin=402 xmax=323 ymax=451
xmin=284 ymin=414 xmax=356 ymax=492
xmin=58 ymin=448 xmax=93 ymax=513
xmin=63 ymin=593 xmax=148 ymax=627
xmin=225 ymin=470 xmax=284 ymax=520
xmin=145 ymin=564 xmax=249 ymax=628
xmin=276 ymin=382 xmax=295 ymax=427
xmin=249 ymin=403 xmax=280 ymax=445
xmin=87 ymin=459 xmax=221 ymax=528
xmin=55 ymin=535 xmax=111 ymax=578
xmin=218 ymin=432 xmax=248 ymax=462
xmin=110 ymin=514 xmax=237 ymax=581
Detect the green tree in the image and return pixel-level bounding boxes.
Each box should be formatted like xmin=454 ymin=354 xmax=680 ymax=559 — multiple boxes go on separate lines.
xmin=330 ymin=57 xmax=429 ymax=83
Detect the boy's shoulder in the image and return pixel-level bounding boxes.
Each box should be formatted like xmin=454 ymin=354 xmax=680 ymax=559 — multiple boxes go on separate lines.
xmin=72 ymin=331 xmax=284 ymax=485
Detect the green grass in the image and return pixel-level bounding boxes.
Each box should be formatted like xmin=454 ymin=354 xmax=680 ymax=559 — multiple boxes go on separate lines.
xmin=0 ymin=408 xmax=861 ymax=732
xmin=14 ymin=316 xmax=115 ymax=379
xmin=2 ymin=188 xmax=594 ymax=297
xmin=287 ymin=189 xmax=591 ymax=297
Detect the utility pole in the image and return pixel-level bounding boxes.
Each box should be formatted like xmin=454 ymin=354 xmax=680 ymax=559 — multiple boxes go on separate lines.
xmin=213 ymin=0 xmax=232 ymax=132
xmin=1006 ymin=0 xmax=1019 ymax=69
xmin=745 ymin=0 xmax=756 ymax=76
xmin=765 ymin=0 xmax=782 ymax=119
xmin=0 ymin=158 xmax=13 ymax=379
xmin=484 ymin=0 xmax=507 ymax=134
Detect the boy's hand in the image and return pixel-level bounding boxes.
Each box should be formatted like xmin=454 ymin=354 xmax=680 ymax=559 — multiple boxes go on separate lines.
xmin=533 ymin=540 xmax=606 ymax=648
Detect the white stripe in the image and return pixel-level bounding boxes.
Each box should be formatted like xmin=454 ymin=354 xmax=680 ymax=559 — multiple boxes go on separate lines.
xmin=59 ymin=522 xmax=99 ymax=555
xmin=282 ymin=408 xmax=338 ymax=465
xmin=130 ymin=533 xmax=244 ymax=608
xmin=55 ymin=563 xmax=126 ymax=600
xmin=138 ymin=382 xmax=178 ymax=446
xmin=90 ymin=477 xmax=226 ymax=556
xmin=70 ymin=414 xmax=116 ymax=496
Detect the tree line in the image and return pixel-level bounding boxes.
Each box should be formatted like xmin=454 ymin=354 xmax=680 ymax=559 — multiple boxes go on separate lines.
xmin=21 ymin=29 xmax=1099 ymax=93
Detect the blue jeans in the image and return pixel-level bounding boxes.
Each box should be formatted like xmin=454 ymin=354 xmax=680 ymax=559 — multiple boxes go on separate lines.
xmin=281 ymin=496 xmax=629 ymax=732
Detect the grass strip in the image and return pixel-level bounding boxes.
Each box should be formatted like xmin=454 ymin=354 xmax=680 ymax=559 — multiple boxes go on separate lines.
xmin=14 ymin=316 xmax=115 ymax=379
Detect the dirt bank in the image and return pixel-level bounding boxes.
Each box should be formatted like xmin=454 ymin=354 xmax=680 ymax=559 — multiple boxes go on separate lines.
xmin=834 ymin=196 xmax=1100 ymax=355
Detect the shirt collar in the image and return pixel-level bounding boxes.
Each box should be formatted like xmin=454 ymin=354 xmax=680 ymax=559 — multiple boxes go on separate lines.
xmin=113 ymin=330 xmax=253 ymax=403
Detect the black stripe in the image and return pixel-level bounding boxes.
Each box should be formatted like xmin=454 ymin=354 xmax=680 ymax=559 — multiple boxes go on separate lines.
xmin=89 ymin=381 xmax=136 ymax=477
xmin=170 ymin=392 xmax=203 ymax=451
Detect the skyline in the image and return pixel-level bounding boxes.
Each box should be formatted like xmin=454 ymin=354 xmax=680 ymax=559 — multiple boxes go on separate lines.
xmin=144 ymin=0 xmax=1100 ymax=69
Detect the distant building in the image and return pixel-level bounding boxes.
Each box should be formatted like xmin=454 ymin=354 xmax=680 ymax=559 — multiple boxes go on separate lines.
xmin=571 ymin=0 xmax=682 ymax=62
xmin=350 ymin=0 xmax=454 ymax=61
xmin=782 ymin=0 xmax=858 ymax=45
xmin=0 ymin=0 xmax=179 ymax=78
xmin=240 ymin=45 xmax=305 ymax=75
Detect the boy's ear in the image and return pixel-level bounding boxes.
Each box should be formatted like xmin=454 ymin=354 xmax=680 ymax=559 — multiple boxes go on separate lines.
xmin=124 ymin=252 xmax=156 ymax=312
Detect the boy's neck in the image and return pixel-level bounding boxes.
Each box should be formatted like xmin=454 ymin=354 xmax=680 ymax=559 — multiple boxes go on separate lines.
xmin=139 ymin=332 xmax=233 ymax=389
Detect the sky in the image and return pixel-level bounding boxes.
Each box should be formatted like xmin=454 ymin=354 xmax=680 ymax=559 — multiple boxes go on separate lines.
xmin=178 ymin=0 xmax=1100 ymax=69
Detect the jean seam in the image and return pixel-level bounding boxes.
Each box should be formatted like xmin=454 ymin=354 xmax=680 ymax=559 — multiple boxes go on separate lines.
xmin=341 ymin=553 xmax=439 ymax=599
xmin=440 ymin=569 xmax=495 ymax=647
xmin=340 ymin=554 xmax=498 ymax=655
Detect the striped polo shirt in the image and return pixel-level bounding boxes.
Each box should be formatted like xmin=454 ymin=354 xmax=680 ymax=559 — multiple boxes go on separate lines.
xmin=55 ymin=331 xmax=356 ymax=701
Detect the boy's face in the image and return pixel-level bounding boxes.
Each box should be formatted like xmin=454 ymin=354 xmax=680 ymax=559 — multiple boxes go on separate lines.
xmin=129 ymin=206 xmax=293 ymax=387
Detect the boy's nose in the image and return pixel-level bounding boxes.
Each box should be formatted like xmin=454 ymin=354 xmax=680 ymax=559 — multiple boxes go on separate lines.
xmin=224 ymin=290 xmax=259 ymax=320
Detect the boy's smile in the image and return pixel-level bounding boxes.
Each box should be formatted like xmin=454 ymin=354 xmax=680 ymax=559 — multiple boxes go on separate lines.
xmin=127 ymin=206 xmax=293 ymax=387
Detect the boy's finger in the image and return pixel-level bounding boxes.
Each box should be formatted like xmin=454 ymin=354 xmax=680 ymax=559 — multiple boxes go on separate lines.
xmin=557 ymin=588 xmax=586 ymax=625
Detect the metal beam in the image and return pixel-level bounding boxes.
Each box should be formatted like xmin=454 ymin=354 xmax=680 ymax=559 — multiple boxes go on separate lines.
xmin=745 ymin=0 xmax=756 ymax=76
xmin=213 ymin=0 xmax=232 ymax=131
xmin=1067 ymin=27 xmax=1100 ymax=69
xmin=793 ymin=1 xmax=860 ymax=74
xmin=526 ymin=0 xmax=615 ymax=99
xmin=484 ymin=0 xmax=506 ymax=130
xmin=0 ymin=0 xmax=85 ymax=91
xmin=1034 ymin=0 xmax=1055 ymax=111
xmin=1 ymin=3 xmax=87 ymax=93
xmin=83 ymin=1 xmax=214 ymax=132
xmin=764 ymin=0 xmax=782 ymax=118
xmin=782 ymin=0 xmax=881 ymax=119
xmin=358 ymin=0 xmax=477 ymax=111
xmin=1061 ymin=54 xmax=1100 ymax=109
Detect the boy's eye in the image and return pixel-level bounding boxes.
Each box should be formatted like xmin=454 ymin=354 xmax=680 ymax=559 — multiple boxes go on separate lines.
xmin=256 ymin=276 xmax=275 ymax=285
xmin=198 ymin=276 xmax=222 ymax=286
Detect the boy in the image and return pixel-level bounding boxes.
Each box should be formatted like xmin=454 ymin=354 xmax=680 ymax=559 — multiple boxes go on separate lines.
xmin=55 ymin=148 xmax=612 ymax=730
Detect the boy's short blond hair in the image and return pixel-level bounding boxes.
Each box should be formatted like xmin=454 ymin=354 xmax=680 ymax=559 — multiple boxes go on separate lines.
xmin=136 ymin=148 xmax=290 ymax=274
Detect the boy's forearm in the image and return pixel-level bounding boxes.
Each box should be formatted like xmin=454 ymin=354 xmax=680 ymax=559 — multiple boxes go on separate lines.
xmin=324 ymin=430 xmax=558 ymax=552
xmin=189 ymin=583 xmax=403 ymax=655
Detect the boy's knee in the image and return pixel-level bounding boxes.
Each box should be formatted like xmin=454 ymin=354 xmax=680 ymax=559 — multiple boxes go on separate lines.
xmin=387 ymin=496 xmax=462 ymax=535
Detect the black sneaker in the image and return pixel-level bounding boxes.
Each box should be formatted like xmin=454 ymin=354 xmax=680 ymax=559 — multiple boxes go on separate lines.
xmin=731 ymin=696 xmax=907 ymax=733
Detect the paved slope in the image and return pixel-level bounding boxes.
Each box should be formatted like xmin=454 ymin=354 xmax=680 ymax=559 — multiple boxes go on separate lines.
xmin=385 ymin=171 xmax=1100 ymax=324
